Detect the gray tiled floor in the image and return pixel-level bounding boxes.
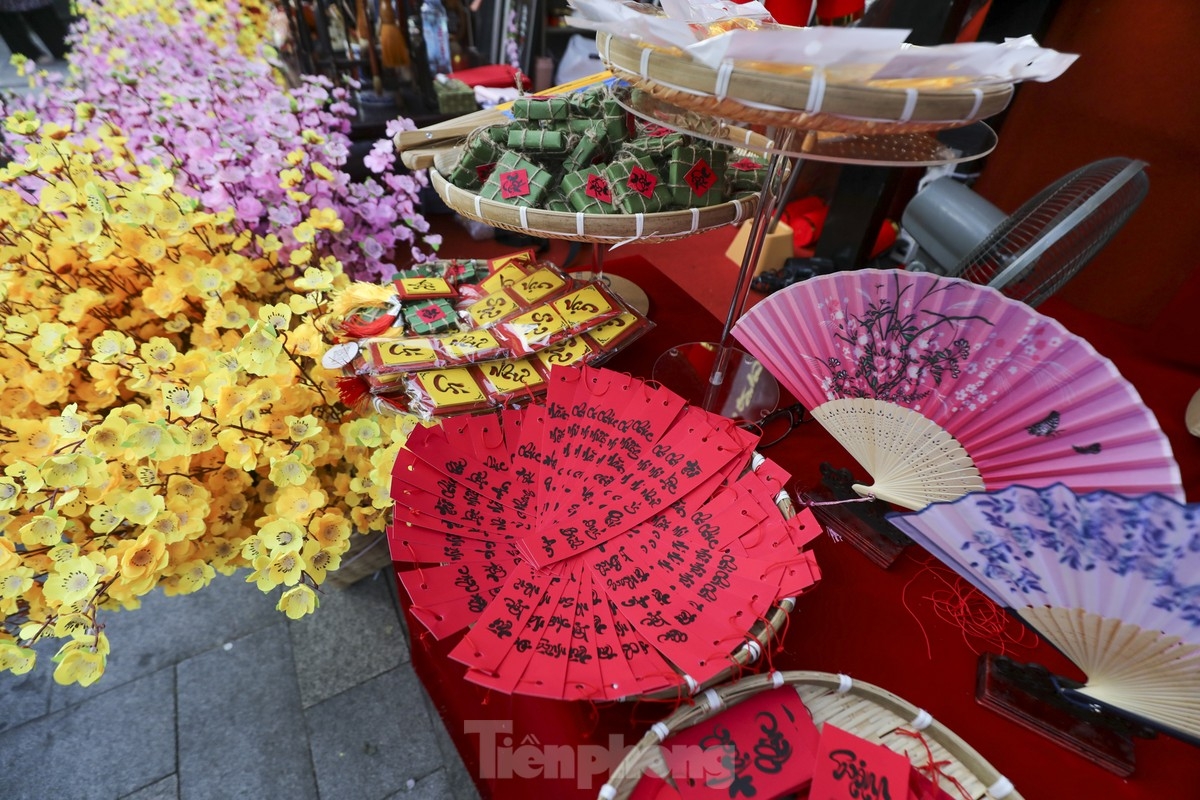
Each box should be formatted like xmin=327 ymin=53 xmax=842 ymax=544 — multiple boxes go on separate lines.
xmin=0 ymin=39 xmax=478 ymax=800
xmin=0 ymin=570 xmax=480 ymax=800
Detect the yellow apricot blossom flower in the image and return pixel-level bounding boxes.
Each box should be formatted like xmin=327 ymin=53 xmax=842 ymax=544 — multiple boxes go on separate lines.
xmin=91 ymin=330 xmax=136 ymax=363
xmin=115 ymin=487 xmax=165 ymax=526
xmin=161 ymin=384 xmax=204 ymax=417
xmin=259 ymin=518 xmax=305 ymax=552
xmin=276 ymin=584 xmax=318 ymax=620
xmin=52 ymin=639 xmax=106 ymax=687
xmin=272 ymin=485 xmax=326 ymax=522
xmin=0 ymin=640 xmax=36 ymax=674
xmin=42 ymin=556 xmax=98 ymax=606
xmin=118 ymin=531 xmax=169 ymax=580
xmin=301 ymin=538 xmax=340 ymax=584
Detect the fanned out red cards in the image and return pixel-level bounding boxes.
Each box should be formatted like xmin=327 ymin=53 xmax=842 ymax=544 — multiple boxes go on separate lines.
xmin=389 ymin=364 xmax=823 ymax=700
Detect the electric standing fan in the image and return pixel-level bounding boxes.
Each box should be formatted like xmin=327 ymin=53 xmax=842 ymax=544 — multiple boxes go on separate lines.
xmin=901 ymin=157 xmax=1148 ymax=306
xmin=887 ymin=484 xmax=1200 ymax=773
xmin=731 ymin=269 xmax=1184 ymax=511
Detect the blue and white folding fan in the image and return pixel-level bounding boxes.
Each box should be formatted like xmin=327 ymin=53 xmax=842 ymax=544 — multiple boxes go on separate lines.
xmin=888 ymin=484 xmax=1200 ymax=742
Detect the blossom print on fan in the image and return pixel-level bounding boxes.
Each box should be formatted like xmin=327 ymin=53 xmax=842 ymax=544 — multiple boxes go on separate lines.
xmin=819 ymin=272 xmax=982 ymax=405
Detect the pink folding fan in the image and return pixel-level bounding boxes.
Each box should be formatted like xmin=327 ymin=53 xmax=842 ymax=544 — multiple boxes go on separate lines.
xmin=731 ymin=269 xmax=1183 ymax=509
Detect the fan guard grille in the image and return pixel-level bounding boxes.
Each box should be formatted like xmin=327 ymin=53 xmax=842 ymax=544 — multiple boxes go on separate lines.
xmin=957 ymin=158 xmax=1149 ymax=307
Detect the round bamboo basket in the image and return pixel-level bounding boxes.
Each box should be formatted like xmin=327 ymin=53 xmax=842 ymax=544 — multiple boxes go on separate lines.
xmin=430 ymin=167 xmax=761 ymax=245
xmin=597 ymin=32 xmax=1014 ymax=135
xmin=601 ymin=670 xmax=1023 ymax=800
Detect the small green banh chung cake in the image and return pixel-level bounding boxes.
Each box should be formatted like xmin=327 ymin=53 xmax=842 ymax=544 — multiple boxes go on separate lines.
xmin=446 ymin=84 xmax=766 ymax=217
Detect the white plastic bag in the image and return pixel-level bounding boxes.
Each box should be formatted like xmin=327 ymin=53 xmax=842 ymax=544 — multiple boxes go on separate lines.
xmin=555 ymin=34 xmax=602 ymax=85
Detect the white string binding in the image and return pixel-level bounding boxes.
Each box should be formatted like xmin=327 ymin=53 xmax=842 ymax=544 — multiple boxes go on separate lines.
xmin=744 ymin=639 xmax=762 ymax=663
xmin=910 ymin=709 xmax=933 ymax=731
xmin=836 ymin=673 xmax=853 ymax=693
xmin=900 ymin=88 xmax=918 ymax=122
xmin=805 ymin=67 xmax=827 ymax=114
xmin=651 ymin=722 xmax=671 ymax=742
xmin=703 ymin=689 xmax=723 ymax=711
xmin=690 ymin=207 xmax=699 ymax=233
xmin=732 ymin=198 xmax=744 ymax=225
xmin=771 ymin=671 xmax=786 ymax=688
xmin=598 ymin=785 xmax=617 ymax=800
xmin=715 ymin=60 xmax=734 ymax=101
xmin=640 ymin=47 xmax=652 ymax=80
xmin=518 ymin=205 xmax=528 ymax=229
xmin=576 ymin=211 xmax=585 ymax=237
xmin=473 ymin=195 xmax=482 ymax=218
xmin=683 ymin=674 xmax=699 ymax=695
xmin=967 ymin=87 xmax=984 ymax=121
xmin=635 ymin=213 xmax=644 ymax=239
xmin=988 ymin=776 xmax=1015 ymax=798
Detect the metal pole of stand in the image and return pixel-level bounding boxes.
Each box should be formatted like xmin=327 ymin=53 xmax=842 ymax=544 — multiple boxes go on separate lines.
xmin=701 ymin=127 xmax=797 ymax=412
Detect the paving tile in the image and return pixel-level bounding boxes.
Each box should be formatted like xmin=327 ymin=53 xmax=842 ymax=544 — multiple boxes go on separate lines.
xmin=177 ymin=622 xmax=317 ymax=800
xmin=289 ymin=573 xmax=409 ymax=708
xmin=382 ymin=767 xmax=462 ymax=799
xmin=119 ymin=774 xmax=179 ymax=800
xmin=0 ymin=666 xmax=176 ymax=800
xmin=305 ymin=666 xmax=443 ymax=800
xmin=0 ymin=657 xmax=52 ymax=733
xmin=418 ymin=681 xmax=482 ymax=800
xmin=50 ymin=572 xmax=283 ymax=712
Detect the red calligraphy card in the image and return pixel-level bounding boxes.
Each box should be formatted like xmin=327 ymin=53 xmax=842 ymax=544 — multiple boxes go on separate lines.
xmin=403 ymin=424 xmax=528 ymax=514
xmin=499 ymin=168 xmax=530 ymax=199
xmin=810 ymin=724 xmax=913 ymax=800
xmin=407 ymin=582 xmax=505 ymax=640
xmin=684 ymin=159 xmax=717 ymax=198
xmin=729 ymin=157 xmax=764 ymax=172
xmin=561 ymin=571 xmax=604 ymax=701
xmin=464 ymin=565 xmax=574 ymax=694
xmin=387 ymin=524 xmax=518 ymax=564
xmin=449 ymin=563 xmax=566 ymax=675
xmin=585 ymin=173 xmax=613 ymax=204
xmin=628 ymin=166 xmax=659 ymax=198
xmin=663 ymin=686 xmax=820 ymax=800
xmin=505 ymin=569 xmax=583 ymax=699
xmin=399 ymin=559 xmax=516 ymax=639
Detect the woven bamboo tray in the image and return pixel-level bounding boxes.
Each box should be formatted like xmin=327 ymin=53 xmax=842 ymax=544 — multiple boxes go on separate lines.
xmin=601 ymin=670 xmax=1023 ymax=800
xmin=429 ymin=167 xmax=761 ymax=245
xmin=597 ymin=32 xmax=1014 ymax=135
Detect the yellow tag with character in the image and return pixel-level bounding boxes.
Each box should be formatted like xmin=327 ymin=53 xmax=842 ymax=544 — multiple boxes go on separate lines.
xmin=416 ymin=367 xmax=487 ymax=409
xmin=481 ymin=358 xmax=546 ymax=395
xmin=537 ymin=336 xmax=592 ymax=369
xmin=394 ymin=276 xmax=454 ymax=299
xmin=552 ymin=285 xmax=613 ymax=326
xmin=511 ymin=267 xmax=567 ymax=304
xmin=437 ymin=329 xmax=504 ymax=360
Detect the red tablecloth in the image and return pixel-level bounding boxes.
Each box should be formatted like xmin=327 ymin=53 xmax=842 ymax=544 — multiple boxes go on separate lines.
xmin=396 ymin=255 xmax=1200 ymax=799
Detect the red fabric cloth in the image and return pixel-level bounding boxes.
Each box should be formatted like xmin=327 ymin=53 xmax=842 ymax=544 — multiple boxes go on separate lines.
xmin=397 ymin=256 xmax=1200 ymax=799
xmin=448 ymin=64 xmax=531 ymax=89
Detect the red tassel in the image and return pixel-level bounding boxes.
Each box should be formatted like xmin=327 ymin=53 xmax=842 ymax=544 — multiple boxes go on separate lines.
xmin=341 ymin=312 xmax=398 ymax=338
xmin=337 ymin=376 xmax=371 ymax=408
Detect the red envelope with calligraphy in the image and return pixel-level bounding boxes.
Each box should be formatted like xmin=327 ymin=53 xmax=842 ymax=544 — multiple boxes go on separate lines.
xmin=663 ymin=686 xmax=821 ymax=799
xmin=390 ymin=364 xmax=823 ymax=700
xmin=810 ymin=724 xmax=913 ymax=800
